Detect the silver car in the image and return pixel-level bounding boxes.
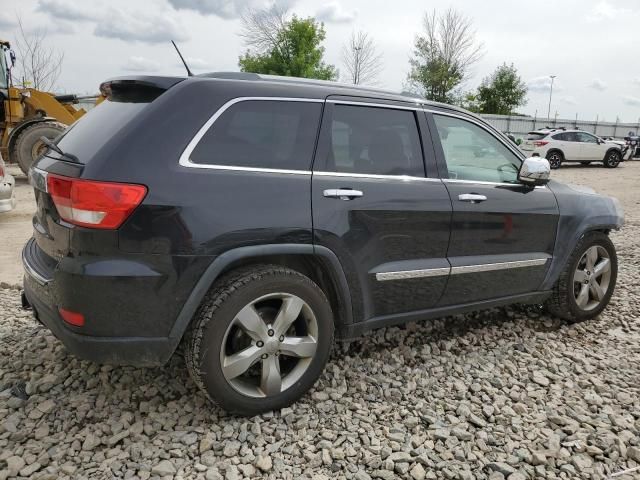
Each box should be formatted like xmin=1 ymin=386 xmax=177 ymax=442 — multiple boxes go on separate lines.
xmin=0 ymin=153 xmax=16 ymax=212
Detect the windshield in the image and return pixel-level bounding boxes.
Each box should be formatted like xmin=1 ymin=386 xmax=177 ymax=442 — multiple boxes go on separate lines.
xmin=0 ymin=47 xmax=8 ymax=90
xmin=526 ymin=132 xmax=547 ymax=140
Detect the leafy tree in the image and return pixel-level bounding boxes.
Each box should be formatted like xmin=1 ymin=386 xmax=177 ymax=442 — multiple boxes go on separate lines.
xmin=407 ymin=8 xmax=483 ymax=103
xmin=476 ymin=63 xmax=528 ymax=115
xmin=238 ymin=7 xmax=337 ymax=80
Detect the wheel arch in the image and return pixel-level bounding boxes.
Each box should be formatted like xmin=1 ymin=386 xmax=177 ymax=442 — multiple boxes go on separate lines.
xmin=6 ymin=117 xmax=57 ymax=163
xmin=168 ymin=244 xmax=354 ymax=351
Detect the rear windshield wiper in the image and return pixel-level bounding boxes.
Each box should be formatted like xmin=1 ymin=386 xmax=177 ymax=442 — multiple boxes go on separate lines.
xmin=40 ymin=136 xmax=80 ymax=163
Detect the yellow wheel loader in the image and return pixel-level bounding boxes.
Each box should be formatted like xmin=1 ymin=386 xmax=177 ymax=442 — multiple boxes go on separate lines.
xmin=1 ymin=40 xmax=100 ymax=174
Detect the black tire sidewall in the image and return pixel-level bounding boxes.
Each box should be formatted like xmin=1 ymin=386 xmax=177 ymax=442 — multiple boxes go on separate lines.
xmin=604 ymin=150 xmax=620 ymax=168
xmin=195 ymin=270 xmax=334 ymax=415
xmin=15 ymin=122 xmax=66 ymax=174
xmin=564 ymin=234 xmax=618 ymax=321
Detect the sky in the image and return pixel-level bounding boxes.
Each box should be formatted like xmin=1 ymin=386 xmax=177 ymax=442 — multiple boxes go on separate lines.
xmin=1 ymin=0 xmax=640 ymax=123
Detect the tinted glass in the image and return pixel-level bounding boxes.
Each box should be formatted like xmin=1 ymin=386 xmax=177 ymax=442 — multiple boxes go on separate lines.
xmin=576 ymin=132 xmax=597 ymax=143
xmin=56 ymin=99 xmax=151 ymax=163
xmin=434 ymin=114 xmax=522 ymax=184
xmin=326 ymin=105 xmax=424 ymax=176
xmin=553 ymin=133 xmax=567 ymax=141
xmin=191 ymin=100 xmax=322 ymax=170
xmin=526 ymin=132 xmax=547 ymax=140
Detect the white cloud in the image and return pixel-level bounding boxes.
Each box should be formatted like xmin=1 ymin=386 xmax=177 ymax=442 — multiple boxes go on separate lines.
xmin=588 ymin=78 xmax=607 ymax=91
xmin=123 ymin=56 xmax=161 ymax=72
xmin=527 ymin=76 xmax=562 ymax=94
xmin=558 ymin=96 xmax=577 ymax=106
xmin=634 ymin=78 xmax=640 ymax=87
xmin=622 ymin=95 xmax=640 ymax=107
xmin=585 ymin=0 xmax=632 ymax=22
xmin=315 ymin=1 xmax=357 ymax=23
xmin=0 ymin=12 xmax=17 ymax=29
xmin=167 ymin=0 xmax=297 ymax=19
xmin=94 ymin=9 xmax=190 ymax=44
xmin=37 ymin=0 xmax=99 ymax=21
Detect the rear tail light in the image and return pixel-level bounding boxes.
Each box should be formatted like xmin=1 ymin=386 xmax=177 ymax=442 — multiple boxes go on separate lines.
xmin=47 ymin=174 xmax=147 ymax=229
xmin=58 ymin=307 xmax=85 ymax=327
xmin=533 ymin=141 xmax=549 ymax=147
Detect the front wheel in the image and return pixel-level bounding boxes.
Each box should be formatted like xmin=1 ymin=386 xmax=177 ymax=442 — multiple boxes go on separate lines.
xmin=546 ymin=151 xmax=563 ymax=169
xmin=185 ymin=265 xmax=334 ymax=416
xmin=603 ymin=150 xmax=621 ymax=168
xmin=546 ymin=231 xmax=617 ymax=322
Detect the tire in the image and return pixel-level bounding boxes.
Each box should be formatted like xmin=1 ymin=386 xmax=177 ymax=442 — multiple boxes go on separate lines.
xmin=546 ymin=150 xmax=563 ymax=169
xmin=580 ymin=161 xmax=591 ymax=166
xmin=185 ymin=265 xmax=334 ymax=415
xmin=546 ymin=231 xmax=617 ymax=323
xmin=13 ymin=121 xmax=67 ymax=174
xmin=603 ymin=150 xmax=621 ymax=168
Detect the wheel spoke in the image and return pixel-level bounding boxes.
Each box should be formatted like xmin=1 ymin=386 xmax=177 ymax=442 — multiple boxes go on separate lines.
xmin=593 ymin=258 xmax=610 ymax=277
xmin=590 ymin=281 xmax=605 ymax=301
xmin=235 ymin=304 xmax=268 ymax=341
xmin=260 ymin=355 xmax=282 ymax=396
xmin=573 ymin=269 xmax=588 ymax=283
xmin=222 ymin=345 xmax=262 ymax=380
xmin=576 ymin=284 xmax=590 ymax=308
xmin=272 ymin=296 xmax=304 ymax=337
xmin=280 ymin=335 xmax=317 ymax=358
xmin=585 ymin=247 xmax=598 ymax=271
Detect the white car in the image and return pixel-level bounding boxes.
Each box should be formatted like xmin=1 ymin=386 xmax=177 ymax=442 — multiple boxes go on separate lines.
xmin=520 ymin=128 xmax=624 ymax=169
xmin=0 ymin=152 xmax=16 ymax=213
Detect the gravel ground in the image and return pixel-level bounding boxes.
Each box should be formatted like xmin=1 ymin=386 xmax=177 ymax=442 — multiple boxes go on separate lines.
xmin=1 ymin=162 xmax=640 ymax=480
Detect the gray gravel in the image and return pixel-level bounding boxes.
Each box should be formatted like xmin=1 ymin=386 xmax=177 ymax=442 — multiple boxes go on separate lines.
xmin=1 ymin=163 xmax=640 ymax=480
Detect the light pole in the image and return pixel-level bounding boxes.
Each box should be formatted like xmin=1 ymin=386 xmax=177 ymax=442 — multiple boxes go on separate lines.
xmin=354 ymin=46 xmax=362 ymax=84
xmin=547 ymin=75 xmax=556 ymax=120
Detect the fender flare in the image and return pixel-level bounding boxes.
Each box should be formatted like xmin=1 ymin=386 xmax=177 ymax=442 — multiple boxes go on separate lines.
xmin=167 ymin=243 xmax=354 ymax=349
xmin=6 ymin=117 xmax=58 ymax=163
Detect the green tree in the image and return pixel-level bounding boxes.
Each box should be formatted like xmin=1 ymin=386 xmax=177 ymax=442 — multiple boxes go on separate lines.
xmin=238 ymin=8 xmax=337 ymax=80
xmin=407 ymin=8 xmax=483 ymax=103
xmin=476 ymin=63 xmax=528 ymax=115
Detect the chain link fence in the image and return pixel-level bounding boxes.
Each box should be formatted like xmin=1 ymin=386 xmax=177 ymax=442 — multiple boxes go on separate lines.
xmin=481 ymin=114 xmax=640 ymax=139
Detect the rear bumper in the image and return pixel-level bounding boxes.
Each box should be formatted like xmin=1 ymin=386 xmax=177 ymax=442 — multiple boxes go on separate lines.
xmin=23 ymin=278 xmax=173 ymax=366
xmin=0 ymin=174 xmax=16 ymax=213
xmin=20 ymin=237 xmax=206 ymax=366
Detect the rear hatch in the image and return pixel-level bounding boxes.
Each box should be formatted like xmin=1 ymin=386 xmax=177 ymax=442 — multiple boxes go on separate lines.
xmin=521 ymin=131 xmax=548 ymax=152
xmin=30 ymin=76 xmax=183 ymax=262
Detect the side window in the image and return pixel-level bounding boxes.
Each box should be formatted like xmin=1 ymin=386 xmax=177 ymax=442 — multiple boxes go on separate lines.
xmin=553 ymin=133 xmax=567 ymax=141
xmin=433 ymin=114 xmax=522 ymax=184
xmin=190 ymin=100 xmax=322 ymax=170
xmin=576 ymin=132 xmax=597 ymax=144
xmin=325 ymin=105 xmax=425 ymax=176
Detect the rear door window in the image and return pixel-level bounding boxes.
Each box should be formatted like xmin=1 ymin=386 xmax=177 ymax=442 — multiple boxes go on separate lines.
xmin=190 ymin=100 xmax=322 ymax=171
xmin=324 ymin=104 xmax=424 ymax=176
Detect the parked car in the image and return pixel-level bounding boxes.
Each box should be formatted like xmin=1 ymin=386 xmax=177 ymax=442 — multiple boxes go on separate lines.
xmin=0 ymin=152 xmax=16 ymax=213
xmin=22 ymin=73 xmax=623 ymax=415
xmin=520 ymin=128 xmax=624 ymax=169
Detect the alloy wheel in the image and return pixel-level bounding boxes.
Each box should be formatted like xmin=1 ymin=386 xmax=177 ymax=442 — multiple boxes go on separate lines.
xmin=573 ymin=246 xmax=612 ymax=311
xmin=220 ymin=293 xmax=318 ymax=398
xmin=548 ymin=153 xmax=562 ymax=169
xmin=606 ymin=151 xmax=620 ymax=167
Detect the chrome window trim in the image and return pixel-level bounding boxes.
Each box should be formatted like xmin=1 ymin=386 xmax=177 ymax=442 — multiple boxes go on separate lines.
xmin=450 ymin=258 xmax=548 ymax=275
xmin=314 ymin=171 xmax=442 ymax=182
xmin=376 ymin=268 xmax=450 ymax=281
xmin=444 ymin=178 xmax=547 ymax=189
xmin=178 ymin=96 xmax=324 ymax=172
xmin=375 ymin=258 xmax=548 ymax=282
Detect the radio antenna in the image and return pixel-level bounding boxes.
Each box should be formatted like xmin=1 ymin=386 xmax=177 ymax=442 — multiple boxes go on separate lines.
xmin=171 ymin=40 xmax=193 ymax=77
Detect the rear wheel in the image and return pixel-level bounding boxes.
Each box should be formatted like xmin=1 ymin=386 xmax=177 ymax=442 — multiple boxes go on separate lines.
xmin=546 ymin=150 xmax=563 ymax=169
xmin=185 ymin=265 xmax=334 ymax=415
xmin=13 ymin=121 xmax=67 ymax=174
xmin=546 ymin=231 xmax=617 ymax=322
xmin=603 ymin=150 xmax=621 ymax=168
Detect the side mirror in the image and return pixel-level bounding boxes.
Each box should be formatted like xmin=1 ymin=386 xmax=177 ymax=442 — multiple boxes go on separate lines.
xmin=519 ymin=157 xmax=550 ymax=186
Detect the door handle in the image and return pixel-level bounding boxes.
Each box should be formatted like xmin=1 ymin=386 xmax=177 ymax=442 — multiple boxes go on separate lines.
xmin=458 ymin=193 xmax=487 ymax=203
xmin=323 ymin=188 xmax=364 ymax=200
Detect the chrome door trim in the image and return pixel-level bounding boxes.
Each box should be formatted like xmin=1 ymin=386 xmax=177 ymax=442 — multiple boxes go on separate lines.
xmin=314 ymin=171 xmax=442 ymax=182
xmin=375 ymin=258 xmax=549 ymax=282
xmin=179 ymin=96 xmax=324 ymax=171
xmin=444 ymin=178 xmax=547 ymax=189
xmin=376 ymin=267 xmax=451 ymax=281
xmin=450 ymin=258 xmax=548 ymax=275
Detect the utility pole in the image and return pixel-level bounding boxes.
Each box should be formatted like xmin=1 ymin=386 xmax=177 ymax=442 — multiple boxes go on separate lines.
xmin=547 ymin=75 xmax=556 ymax=120
xmin=354 ymin=46 xmax=362 ymax=85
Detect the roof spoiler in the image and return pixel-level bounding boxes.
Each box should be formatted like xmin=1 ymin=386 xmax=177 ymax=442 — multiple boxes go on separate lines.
xmin=99 ymin=76 xmax=186 ymax=99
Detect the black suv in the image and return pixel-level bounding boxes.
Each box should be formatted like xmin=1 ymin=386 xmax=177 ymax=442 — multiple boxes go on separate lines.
xmin=23 ymin=73 xmax=624 ymax=415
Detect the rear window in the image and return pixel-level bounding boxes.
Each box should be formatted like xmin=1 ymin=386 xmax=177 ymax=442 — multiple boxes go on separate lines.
xmin=55 ymin=96 xmax=154 ymax=164
xmin=190 ymin=100 xmax=322 ymax=171
xmin=526 ymin=132 xmax=548 ymax=140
